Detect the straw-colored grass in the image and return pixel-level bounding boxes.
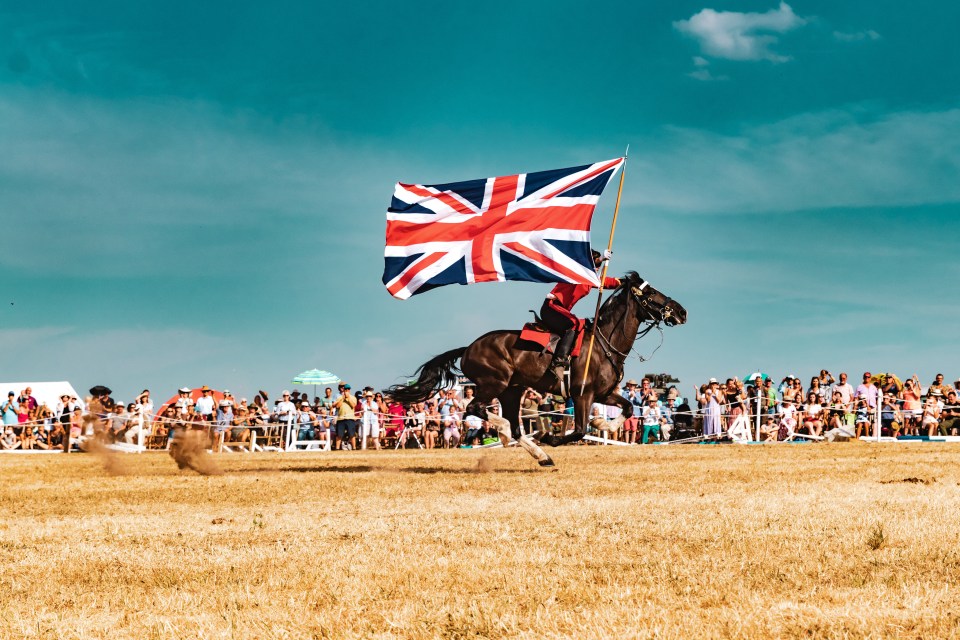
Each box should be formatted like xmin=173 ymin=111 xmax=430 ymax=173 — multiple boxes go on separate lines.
xmin=2 ymin=444 xmax=960 ymax=639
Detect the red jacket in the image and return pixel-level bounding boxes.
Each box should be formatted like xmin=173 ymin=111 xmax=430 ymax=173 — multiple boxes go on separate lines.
xmin=546 ymin=276 xmax=620 ymax=311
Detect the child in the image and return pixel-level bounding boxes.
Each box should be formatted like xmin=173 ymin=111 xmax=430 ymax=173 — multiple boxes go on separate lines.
xmin=854 ymin=398 xmax=871 ymax=438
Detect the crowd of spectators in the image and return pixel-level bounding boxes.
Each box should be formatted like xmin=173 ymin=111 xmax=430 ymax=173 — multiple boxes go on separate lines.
xmin=681 ymin=370 xmax=960 ymax=443
xmin=3 ymin=371 xmax=959 ymax=451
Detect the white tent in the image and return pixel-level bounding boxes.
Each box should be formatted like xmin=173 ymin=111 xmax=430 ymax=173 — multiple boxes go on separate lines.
xmin=0 ymin=381 xmax=83 ymax=412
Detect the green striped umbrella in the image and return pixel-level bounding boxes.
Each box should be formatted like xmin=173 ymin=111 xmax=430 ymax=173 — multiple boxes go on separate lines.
xmin=292 ymin=369 xmax=341 ymax=398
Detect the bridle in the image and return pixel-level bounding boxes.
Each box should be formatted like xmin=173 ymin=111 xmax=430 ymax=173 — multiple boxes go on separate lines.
xmin=592 ymin=278 xmax=674 ymax=371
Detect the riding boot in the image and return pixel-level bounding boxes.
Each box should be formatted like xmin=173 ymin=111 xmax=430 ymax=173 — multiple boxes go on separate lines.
xmin=551 ymin=329 xmax=576 ymax=379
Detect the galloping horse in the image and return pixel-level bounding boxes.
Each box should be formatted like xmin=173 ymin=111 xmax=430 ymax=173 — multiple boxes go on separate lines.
xmin=385 ymin=272 xmax=687 ymax=466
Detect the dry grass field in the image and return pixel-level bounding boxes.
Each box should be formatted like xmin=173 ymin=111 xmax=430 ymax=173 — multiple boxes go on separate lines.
xmin=2 ymin=443 xmax=960 ymax=639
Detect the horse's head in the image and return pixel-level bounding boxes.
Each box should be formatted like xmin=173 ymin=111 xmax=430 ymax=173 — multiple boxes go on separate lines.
xmin=619 ymin=271 xmax=687 ymax=327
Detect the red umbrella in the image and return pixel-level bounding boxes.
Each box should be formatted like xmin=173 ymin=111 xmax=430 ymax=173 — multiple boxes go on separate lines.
xmin=155 ymin=387 xmax=226 ymax=417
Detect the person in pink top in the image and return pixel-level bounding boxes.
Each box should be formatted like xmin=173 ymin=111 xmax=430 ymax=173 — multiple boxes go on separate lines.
xmin=901 ymin=375 xmax=923 ymax=435
xmin=385 ymin=398 xmax=405 ymax=439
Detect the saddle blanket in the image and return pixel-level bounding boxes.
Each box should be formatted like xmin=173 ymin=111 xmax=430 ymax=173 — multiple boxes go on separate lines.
xmin=517 ymin=323 xmax=585 ymax=356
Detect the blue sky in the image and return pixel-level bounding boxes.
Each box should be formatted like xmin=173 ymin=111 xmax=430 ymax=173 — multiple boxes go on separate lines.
xmin=2 ymin=1 xmax=958 ymax=403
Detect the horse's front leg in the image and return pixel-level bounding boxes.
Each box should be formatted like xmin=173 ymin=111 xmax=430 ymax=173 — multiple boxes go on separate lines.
xmin=590 ymin=392 xmax=631 ymax=433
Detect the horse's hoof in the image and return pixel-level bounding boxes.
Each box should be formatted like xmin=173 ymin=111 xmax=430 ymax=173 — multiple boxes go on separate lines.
xmin=539 ymin=434 xmax=561 ymax=447
xmin=560 ymin=432 xmax=586 ymax=446
xmin=538 ymin=458 xmax=555 ymax=467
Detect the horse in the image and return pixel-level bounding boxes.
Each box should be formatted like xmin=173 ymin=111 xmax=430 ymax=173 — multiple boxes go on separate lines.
xmin=384 ymin=272 xmax=687 ymax=466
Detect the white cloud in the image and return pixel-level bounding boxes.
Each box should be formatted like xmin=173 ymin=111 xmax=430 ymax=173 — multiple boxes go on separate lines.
xmin=674 ymin=2 xmax=806 ymax=63
xmin=624 ymin=107 xmax=960 ymax=214
xmin=686 ymin=57 xmax=728 ymax=81
xmin=833 ymin=29 xmax=881 ymax=42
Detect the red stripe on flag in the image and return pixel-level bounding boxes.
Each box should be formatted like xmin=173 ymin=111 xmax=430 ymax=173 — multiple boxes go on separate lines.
xmin=502 ymin=242 xmax=593 ymax=284
xmin=540 ymin=158 xmax=622 ymax=199
xmin=472 ymin=174 xmax=519 ymax=282
xmin=386 ymin=204 xmax=595 ymax=247
xmin=386 ymin=252 xmax=445 ymax=298
xmin=400 ymin=184 xmax=477 ymax=216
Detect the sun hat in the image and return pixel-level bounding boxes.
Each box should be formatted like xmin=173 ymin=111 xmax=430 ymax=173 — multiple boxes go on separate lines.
xmin=625 ymin=379 xmax=638 ymax=386
xmin=301 ymin=401 xmax=310 ymax=407
xmin=708 ymin=378 xmax=718 ymax=383
xmin=281 ymin=390 xmax=290 ymax=396
xmin=200 ymin=385 xmax=211 ymax=391
xmin=178 ymin=387 xmax=190 ymax=393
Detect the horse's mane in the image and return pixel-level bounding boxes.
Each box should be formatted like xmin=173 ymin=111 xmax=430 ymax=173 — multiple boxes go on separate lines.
xmin=596 ymin=271 xmax=641 ymax=322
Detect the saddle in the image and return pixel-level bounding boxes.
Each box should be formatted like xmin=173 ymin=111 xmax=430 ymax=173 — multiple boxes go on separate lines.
xmin=517 ymin=311 xmax=587 ymax=356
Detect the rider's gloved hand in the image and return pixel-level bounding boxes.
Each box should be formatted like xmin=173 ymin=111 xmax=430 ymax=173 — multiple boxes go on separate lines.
xmin=602 ymin=249 xmax=613 ymax=261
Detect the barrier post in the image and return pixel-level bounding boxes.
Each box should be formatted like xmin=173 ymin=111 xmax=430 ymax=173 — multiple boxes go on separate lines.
xmin=755 ymin=386 xmax=762 ymax=442
xmin=875 ymin=398 xmax=881 ymax=442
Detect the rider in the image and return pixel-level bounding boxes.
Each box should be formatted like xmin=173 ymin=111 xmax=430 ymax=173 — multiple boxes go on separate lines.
xmin=540 ymin=249 xmax=620 ymax=379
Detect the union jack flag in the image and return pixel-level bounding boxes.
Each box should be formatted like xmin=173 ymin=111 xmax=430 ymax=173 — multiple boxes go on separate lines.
xmin=383 ymin=158 xmax=624 ymax=300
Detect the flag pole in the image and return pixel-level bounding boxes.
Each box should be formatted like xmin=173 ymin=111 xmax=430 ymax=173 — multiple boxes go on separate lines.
xmin=579 ymin=147 xmax=628 ymax=396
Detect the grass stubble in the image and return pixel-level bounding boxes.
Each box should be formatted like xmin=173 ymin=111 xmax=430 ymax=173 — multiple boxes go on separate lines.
xmin=1 ymin=444 xmax=959 ymax=639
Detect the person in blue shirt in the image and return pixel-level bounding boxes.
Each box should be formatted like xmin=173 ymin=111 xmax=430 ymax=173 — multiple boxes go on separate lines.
xmin=1 ymin=392 xmax=18 ymax=426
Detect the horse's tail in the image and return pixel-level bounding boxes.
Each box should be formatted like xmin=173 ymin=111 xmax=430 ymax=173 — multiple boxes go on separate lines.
xmin=383 ymin=346 xmax=467 ymax=405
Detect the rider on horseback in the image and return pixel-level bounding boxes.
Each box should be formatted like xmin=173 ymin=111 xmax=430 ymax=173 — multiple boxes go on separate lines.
xmin=540 ymin=249 xmax=620 ymax=379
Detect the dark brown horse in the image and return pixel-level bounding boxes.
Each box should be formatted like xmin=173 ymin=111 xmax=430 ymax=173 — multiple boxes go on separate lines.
xmin=385 ymin=272 xmax=687 ymax=466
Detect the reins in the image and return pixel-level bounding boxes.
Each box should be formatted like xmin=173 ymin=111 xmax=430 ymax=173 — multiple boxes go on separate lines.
xmin=591 ymin=280 xmax=669 ymax=373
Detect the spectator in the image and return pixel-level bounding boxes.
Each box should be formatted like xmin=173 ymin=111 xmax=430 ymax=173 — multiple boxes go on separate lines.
xmin=174 ymin=387 xmax=194 ymax=418
xmin=439 ymin=389 xmax=462 ymax=447
xmin=2 ymin=392 xmax=18 ymax=427
xmin=928 ymin=373 xmax=950 ymax=398
xmin=638 ymin=377 xmax=657 ymax=403
xmin=19 ymin=422 xmax=36 ymax=449
xmin=809 ymin=377 xmax=828 ymax=404
xmin=881 ymin=374 xmax=901 ymax=398
xmin=69 ymin=407 xmax=83 ymax=447
xmin=940 ymin=391 xmax=960 ymax=436
xmin=107 ymin=404 xmax=128 ymax=442
xmin=1 ymin=426 xmax=18 ymax=450
xmin=640 ymin=397 xmax=662 ymax=444
xmin=521 ymin=389 xmax=541 ymax=435
xmin=724 ymin=378 xmax=745 ymax=427
xmin=20 ymin=387 xmax=38 ymax=419
xmin=315 ymin=407 xmax=332 ymax=445
xmin=661 ymin=396 xmax=676 ymax=441
xmin=801 ymin=391 xmax=824 ymax=437
xmin=880 ymin=393 xmax=903 ymax=437
xmin=901 ymin=375 xmax=923 ymax=435
xmin=622 ymin=380 xmax=644 ymax=444
xmin=319 ymin=387 xmax=335 ymax=410
xmin=818 ymin=370 xmax=836 ymax=390
xmin=854 ymin=398 xmax=872 ymax=438
xmin=297 ymin=402 xmax=315 ymax=441
xmin=922 ymin=391 xmax=943 ymax=437
xmin=359 ymin=391 xmax=381 ymax=450
xmin=385 ymin=397 xmax=405 ymax=441
xmin=781 ymin=376 xmax=799 ymax=411
xmin=831 ymin=373 xmax=854 ymax=412
xmin=274 ymin=389 xmax=297 ymax=444
xmin=757 ymin=378 xmax=775 ymax=418
xmin=423 ymin=400 xmax=441 ymax=449
xmin=463 ymin=412 xmax=484 ymax=445
xmin=195 ymin=386 xmax=216 ymax=424
xmin=695 ymin=384 xmax=721 ymax=437
xmin=227 ymin=406 xmax=251 ymax=444
xmin=855 ymin=372 xmax=879 ymax=412
xmin=759 ymin=416 xmax=779 ymax=441
xmin=333 ymin=384 xmax=358 ymax=450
